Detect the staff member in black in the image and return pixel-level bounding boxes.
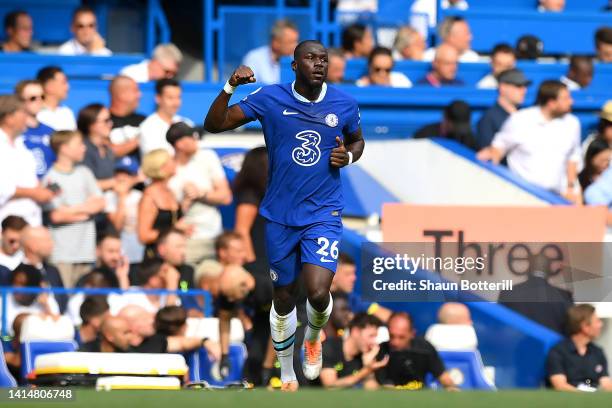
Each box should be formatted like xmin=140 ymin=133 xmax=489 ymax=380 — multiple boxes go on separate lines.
xmin=547 ymin=304 xmax=612 ymax=391
xmin=375 ymin=312 xmax=457 ymax=390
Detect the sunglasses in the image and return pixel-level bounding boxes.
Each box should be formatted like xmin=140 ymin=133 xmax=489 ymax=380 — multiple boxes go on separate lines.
xmin=24 ymin=94 xmax=45 ymax=102
xmin=373 ymin=67 xmax=392 ymax=73
xmin=76 ymin=22 xmax=96 ymax=29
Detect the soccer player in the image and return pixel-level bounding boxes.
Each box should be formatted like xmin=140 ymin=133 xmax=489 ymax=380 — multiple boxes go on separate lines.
xmin=205 ymin=40 xmax=364 ymax=391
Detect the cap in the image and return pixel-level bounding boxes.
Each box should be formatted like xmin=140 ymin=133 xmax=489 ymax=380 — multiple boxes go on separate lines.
xmin=601 ymin=101 xmax=612 ymax=122
xmin=114 ymin=156 xmax=139 ymax=175
xmin=498 ymin=68 xmax=532 ymax=87
xmin=166 ymin=122 xmax=199 ymax=146
xmin=516 ymin=35 xmax=543 ymax=60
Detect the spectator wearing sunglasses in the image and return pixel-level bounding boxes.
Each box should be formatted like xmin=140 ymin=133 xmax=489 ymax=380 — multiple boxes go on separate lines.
xmin=356 ymin=46 xmax=412 ymax=88
xmin=58 ymin=6 xmax=112 ymax=56
xmin=120 ymin=43 xmax=183 ymax=83
xmin=14 ymin=80 xmax=56 ymax=178
xmin=417 ymin=44 xmax=464 ymax=87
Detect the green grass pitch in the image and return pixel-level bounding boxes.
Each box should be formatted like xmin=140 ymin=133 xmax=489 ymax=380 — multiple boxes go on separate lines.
xmin=4 ymin=389 xmax=612 ymax=408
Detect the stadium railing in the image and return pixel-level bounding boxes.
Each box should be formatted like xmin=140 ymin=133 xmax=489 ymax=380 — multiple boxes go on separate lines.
xmin=464 ymin=0 xmax=609 ymax=12
xmin=441 ymin=8 xmax=612 ymax=55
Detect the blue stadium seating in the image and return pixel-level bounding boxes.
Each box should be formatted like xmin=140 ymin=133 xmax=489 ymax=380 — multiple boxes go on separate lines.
xmin=428 ymin=350 xmax=496 ymax=390
xmin=0 ymin=0 xmax=78 ymax=43
xmin=0 ymin=341 xmax=17 ymax=387
xmin=441 ymin=9 xmax=612 ymax=55
xmin=20 ymin=340 xmax=77 ymax=381
xmin=0 ymin=53 xmax=143 ymax=80
xmin=467 ymin=0 xmax=609 ymax=12
xmin=186 ymin=343 xmax=247 ymax=385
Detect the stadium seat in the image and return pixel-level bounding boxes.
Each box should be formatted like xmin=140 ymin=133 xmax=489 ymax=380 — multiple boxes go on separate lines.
xmin=20 ymin=340 xmax=77 ymax=381
xmin=185 ymin=317 xmax=245 ymax=343
xmin=425 ymin=324 xmax=478 ymax=351
xmin=427 ymin=350 xmax=495 ymax=390
xmin=186 ymin=343 xmax=247 ymax=385
xmin=0 ymin=341 xmax=17 ymax=387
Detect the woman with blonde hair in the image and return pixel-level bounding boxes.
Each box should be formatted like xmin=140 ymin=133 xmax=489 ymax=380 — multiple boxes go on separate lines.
xmin=138 ymin=149 xmax=191 ymax=261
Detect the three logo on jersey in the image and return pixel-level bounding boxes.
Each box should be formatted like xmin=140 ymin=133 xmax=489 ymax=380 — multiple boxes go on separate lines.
xmin=288 ymin=112 xmax=339 ymax=167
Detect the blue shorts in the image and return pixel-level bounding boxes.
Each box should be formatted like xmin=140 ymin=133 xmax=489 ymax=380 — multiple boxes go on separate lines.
xmin=265 ymin=219 xmax=343 ymax=287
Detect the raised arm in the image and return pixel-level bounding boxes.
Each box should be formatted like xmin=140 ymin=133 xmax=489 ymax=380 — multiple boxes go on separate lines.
xmin=204 ymin=66 xmax=256 ymax=133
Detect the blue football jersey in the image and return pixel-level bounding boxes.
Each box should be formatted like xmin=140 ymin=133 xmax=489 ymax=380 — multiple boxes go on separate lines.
xmin=238 ymin=82 xmax=360 ymax=226
xmin=22 ymin=123 xmax=56 ymax=178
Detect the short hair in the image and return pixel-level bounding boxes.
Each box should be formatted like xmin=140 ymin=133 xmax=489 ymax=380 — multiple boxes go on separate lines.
xmin=368 ymin=46 xmax=393 ymax=66
xmin=1 ymin=215 xmax=28 ymax=232
xmin=536 ymin=80 xmax=567 ymax=106
xmin=294 ymin=40 xmax=325 ymax=60
xmin=79 ymin=296 xmax=109 ymax=325
xmin=327 ymin=47 xmax=345 ymax=60
xmin=567 ymin=304 xmax=596 ymax=335
xmin=50 ymin=130 xmax=81 ymax=155
xmin=271 ymin=19 xmax=298 ymax=40
xmin=214 ymin=231 xmax=243 ymax=253
xmin=14 ymin=80 xmax=41 ymax=98
xmin=342 ymin=23 xmax=368 ymax=52
xmin=141 ymin=148 xmax=172 ymax=180
xmin=155 ymin=78 xmax=180 ymax=96
xmin=72 ymin=5 xmax=96 ymax=23
xmin=348 ymin=312 xmax=383 ymax=331
xmin=492 ymin=43 xmax=515 ymax=57
xmin=77 ymin=103 xmax=105 ymax=137
xmin=109 ymin=75 xmax=135 ymax=95
xmin=36 ymin=66 xmax=64 ymax=86
xmin=137 ymin=258 xmax=164 ymax=286
xmin=595 ymin=27 xmax=612 ymax=48
xmin=155 ymin=305 xmax=187 ymax=336
xmin=152 ymin=43 xmax=183 ymax=64
xmin=96 ymin=231 xmax=121 ymax=247
xmin=0 ymin=94 xmax=23 ymax=123
xmin=338 ymin=252 xmax=355 ymax=266
xmin=438 ymin=16 xmax=466 ymax=41
xmin=388 ymin=311 xmax=414 ymax=328
xmin=569 ymin=55 xmax=593 ymax=71
xmin=156 ymin=227 xmax=184 ymax=247
xmin=4 ymin=10 xmax=29 ymax=31
xmin=394 ymin=26 xmax=420 ymax=52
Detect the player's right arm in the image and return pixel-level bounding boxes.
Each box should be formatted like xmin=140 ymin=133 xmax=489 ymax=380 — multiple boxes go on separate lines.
xmin=204 ymin=66 xmax=256 ymax=133
xmin=549 ymin=374 xmax=578 ymax=391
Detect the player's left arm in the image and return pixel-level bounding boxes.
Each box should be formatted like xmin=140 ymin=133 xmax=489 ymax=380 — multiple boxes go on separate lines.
xmin=330 ymin=128 xmax=365 ymax=168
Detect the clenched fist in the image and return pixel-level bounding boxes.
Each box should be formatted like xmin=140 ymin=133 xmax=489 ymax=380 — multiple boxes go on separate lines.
xmin=228 ymin=65 xmax=256 ymax=87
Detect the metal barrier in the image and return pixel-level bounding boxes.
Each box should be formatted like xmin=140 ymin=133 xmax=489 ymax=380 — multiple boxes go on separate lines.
xmin=0 ymin=286 xmax=213 ymax=338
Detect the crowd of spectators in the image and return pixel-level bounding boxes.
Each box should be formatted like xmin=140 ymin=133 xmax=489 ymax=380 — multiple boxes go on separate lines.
xmin=1 ymin=1 xmax=612 ymax=391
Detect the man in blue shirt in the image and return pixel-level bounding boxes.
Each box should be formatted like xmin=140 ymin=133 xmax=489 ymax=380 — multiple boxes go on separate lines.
xmin=205 ymin=40 xmax=365 ymax=391
xmin=15 ymin=80 xmax=55 ymax=178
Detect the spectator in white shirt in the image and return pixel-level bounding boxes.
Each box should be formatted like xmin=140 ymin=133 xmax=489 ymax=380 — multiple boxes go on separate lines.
xmin=36 ymin=66 xmax=76 ymax=131
xmin=0 ymin=95 xmax=56 ymax=227
xmin=477 ymin=80 xmax=582 ymax=203
xmin=0 ymin=216 xmax=27 ymax=271
xmin=139 ymin=79 xmax=192 ymax=156
xmin=423 ymin=16 xmax=480 ymax=63
xmin=166 ymin=123 xmax=232 ymax=265
xmin=476 ymin=43 xmax=517 ymax=89
xmin=356 ymin=46 xmax=412 ymax=87
xmin=242 ymin=19 xmax=299 ymax=85
xmin=560 ymin=56 xmax=593 ymax=91
xmin=411 ymin=0 xmax=469 ymax=36
xmin=120 ymin=43 xmax=183 ymax=83
xmin=393 ymin=26 xmax=426 ymax=61
xmin=58 ymin=6 xmax=111 ymax=56
xmin=341 ymin=23 xmax=374 ymax=59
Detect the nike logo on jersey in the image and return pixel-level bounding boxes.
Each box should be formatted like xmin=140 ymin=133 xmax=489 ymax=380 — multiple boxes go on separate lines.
xmin=283 ymin=109 xmax=299 ymax=115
